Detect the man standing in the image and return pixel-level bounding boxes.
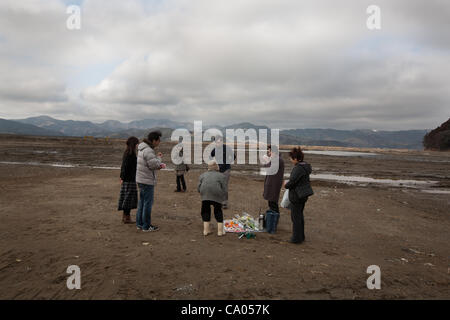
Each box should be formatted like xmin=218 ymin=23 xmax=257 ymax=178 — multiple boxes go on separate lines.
xmin=210 ymin=136 xmax=235 ymax=209
xmin=136 ymin=131 xmax=164 ymax=232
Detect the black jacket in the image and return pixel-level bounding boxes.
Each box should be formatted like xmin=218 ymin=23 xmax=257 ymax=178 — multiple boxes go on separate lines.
xmin=120 ymin=153 xmax=137 ymax=182
xmin=285 ymin=162 xmax=313 ymax=203
xmin=211 ymin=144 xmax=236 ymax=173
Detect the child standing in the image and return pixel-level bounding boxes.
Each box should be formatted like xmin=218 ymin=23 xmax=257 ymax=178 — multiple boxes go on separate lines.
xmin=118 ymin=136 xmax=139 ymax=224
xmin=198 ymin=160 xmax=227 ymax=236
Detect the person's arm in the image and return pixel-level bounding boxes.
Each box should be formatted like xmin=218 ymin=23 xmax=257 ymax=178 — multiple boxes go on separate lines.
xmin=284 ymin=166 xmax=305 ymax=189
xmin=145 ymin=149 xmax=162 ymax=170
xmin=120 ymin=154 xmax=127 ymax=180
xmin=197 ymin=175 xmax=203 ymax=193
xmin=219 ymin=175 xmax=227 ymax=193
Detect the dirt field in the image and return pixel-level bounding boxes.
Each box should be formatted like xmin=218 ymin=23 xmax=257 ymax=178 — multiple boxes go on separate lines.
xmin=0 ymin=135 xmax=449 ymax=299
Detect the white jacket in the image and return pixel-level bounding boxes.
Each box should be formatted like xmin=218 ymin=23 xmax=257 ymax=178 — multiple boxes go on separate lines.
xmin=136 ymin=142 xmax=162 ymax=185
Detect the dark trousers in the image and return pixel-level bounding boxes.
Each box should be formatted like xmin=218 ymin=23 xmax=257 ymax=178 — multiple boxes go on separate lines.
xmin=290 ymin=198 xmax=308 ymax=243
xmin=123 ymin=209 xmax=130 ymax=216
xmin=176 ymin=174 xmax=186 ymax=191
xmin=201 ymin=200 xmax=223 ymax=222
xmin=268 ymin=200 xmax=279 ymax=213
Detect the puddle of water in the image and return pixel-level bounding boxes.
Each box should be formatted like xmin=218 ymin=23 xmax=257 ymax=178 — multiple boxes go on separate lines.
xmin=91 ymin=166 xmax=120 ymax=170
xmin=306 ymin=173 xmax=437 ymax=188
xmin=235 ymin=149 xmax=378 ymax=157
xmin=421 ymin=189 xmax=450 ymax=195
xmin=0 ymin=161 xmax=50 ymax=166
xmin=257 ymin=168 xmax=438 ymax=188
xmin=0 ymin=161 xmax=175 ymax=172
xmin=0 ymin=161 xmax=441 ymax=191
xmin=302 ymin=150 xmax=378 ymax=157
xmin=0 ymin=161 xmax=107 ymax=170
xmin=32 ymin=151 xmax=58 ymax=154
xmin=50 ymin=164 xmax=76 ymax=168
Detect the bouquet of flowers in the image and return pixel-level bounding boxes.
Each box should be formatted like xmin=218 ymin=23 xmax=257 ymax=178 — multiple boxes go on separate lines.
xmin=224 ymin=213 xmax=260 ymax=233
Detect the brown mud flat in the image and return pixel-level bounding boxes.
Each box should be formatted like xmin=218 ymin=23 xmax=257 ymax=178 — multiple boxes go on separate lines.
xmin=0 ymin=134 xmax=449 ymax=299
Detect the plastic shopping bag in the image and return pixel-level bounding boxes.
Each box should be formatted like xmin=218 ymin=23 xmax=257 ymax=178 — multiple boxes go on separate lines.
xmin=280 ymin=189 xmax=291 ymax=209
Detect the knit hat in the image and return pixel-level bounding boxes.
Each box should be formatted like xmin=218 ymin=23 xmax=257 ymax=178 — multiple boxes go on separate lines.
xmin=208 ymin=160 xmax=219 ymax=171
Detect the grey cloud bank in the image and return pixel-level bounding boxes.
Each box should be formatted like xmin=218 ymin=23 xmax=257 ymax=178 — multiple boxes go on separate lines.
xmin=0 ymin=0 xmax=449 ymax=130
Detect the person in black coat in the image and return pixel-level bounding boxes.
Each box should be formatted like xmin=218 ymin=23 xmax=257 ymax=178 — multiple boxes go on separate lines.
xmin=283 ymin=147 xmax=314 ymax=244
xmin=262 ymin=145 xmax=285 ymax=213
xmin=118 ymin=136 xmax=139 ymax=224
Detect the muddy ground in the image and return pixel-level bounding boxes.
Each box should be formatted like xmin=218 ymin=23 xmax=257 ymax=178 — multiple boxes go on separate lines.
xmin=0 ymin=134 xmax=448 ymax=299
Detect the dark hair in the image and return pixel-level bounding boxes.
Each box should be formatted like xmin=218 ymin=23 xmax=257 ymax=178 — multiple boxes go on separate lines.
xmin=267 ymin=144 xmax=279 ymax=154
xmin=289 ymin=147 xmax=304 ymax=162
xmin=147 ymin=131 xmax=162 ymax=143
xmin=124 ymin=136 xmax=139 ymax=156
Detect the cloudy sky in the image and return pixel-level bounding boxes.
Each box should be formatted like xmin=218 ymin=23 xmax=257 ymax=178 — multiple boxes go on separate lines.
xmin=0 ymin=0 xmax=448 ymax=129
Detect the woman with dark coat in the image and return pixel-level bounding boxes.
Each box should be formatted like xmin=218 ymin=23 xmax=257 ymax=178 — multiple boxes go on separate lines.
xmin=118 ymin=136 xmax=139 ymax=224
xmin=284 ymin=147 xmax=314 ymax=244
xmin=262 ymin=145 xmax=285 ymax=213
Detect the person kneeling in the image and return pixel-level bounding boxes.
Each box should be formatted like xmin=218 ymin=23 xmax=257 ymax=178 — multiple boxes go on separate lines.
xmin=198 ymin=160 xmax=227 ymax=236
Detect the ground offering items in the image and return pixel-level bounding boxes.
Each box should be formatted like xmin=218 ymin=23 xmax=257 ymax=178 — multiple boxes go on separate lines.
xmin=224 ymin=213 xmax=262 ymax=233
xmin=238 ymin=232 xmax=256 ymax=239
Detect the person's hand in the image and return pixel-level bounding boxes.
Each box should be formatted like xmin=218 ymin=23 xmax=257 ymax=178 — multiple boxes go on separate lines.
xmin=160 ymin=163 xmax=166 ymax=169
xmin=120 ymin=179 xmax=123 ymax=185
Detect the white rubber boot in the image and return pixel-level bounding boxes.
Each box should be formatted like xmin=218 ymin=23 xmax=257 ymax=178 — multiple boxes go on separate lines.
xmin=217 ymin=223 xmax=225 ymax=236
xmin=203 ymin=222 xmax=212 ymax=236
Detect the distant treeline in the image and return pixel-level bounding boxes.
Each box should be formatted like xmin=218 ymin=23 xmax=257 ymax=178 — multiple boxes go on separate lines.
xmin=423 ymin=118 xmax=450 ymax=151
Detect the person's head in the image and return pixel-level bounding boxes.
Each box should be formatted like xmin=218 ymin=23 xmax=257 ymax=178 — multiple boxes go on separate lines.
xmin=125 ymin=136 xmax=139 ymax=155
xmin=215 ymin=135 xmax=223 ymax=146
xmin=207 ymin=160 xmax=219 ymax=171
xmin=267 ymin=144 xmax=279 ymax=156
xmin=147 ymin=131 xmax=162 ymax=148
xmin=289 ymin=147 xmax=304 ymax=165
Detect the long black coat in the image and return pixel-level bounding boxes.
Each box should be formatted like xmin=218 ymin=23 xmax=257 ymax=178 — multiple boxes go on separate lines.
xmin=263 ymin=155 xmax=285 ymax=202
xmin=120 ymin=153 xmax=137 ymax=182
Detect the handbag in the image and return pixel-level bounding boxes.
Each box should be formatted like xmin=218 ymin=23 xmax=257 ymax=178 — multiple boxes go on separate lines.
xmin=293 ymin=165 xmax=314 ymax=200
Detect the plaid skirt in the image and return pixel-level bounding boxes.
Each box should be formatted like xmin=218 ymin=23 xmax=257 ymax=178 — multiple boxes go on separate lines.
xmin=118 ymin=182 xmax=138 ymax=211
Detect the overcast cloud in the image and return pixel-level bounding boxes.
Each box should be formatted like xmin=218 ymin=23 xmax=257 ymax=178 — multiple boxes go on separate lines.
xmin=0 ymin=0 xmax=448 ymax=129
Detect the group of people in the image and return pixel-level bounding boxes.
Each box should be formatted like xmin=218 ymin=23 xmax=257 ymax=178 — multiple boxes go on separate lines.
xmin=117 ymin=130 xmax=313 ymax=244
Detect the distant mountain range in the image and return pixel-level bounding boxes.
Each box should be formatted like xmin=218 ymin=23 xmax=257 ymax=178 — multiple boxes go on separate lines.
xmin=0 ymin=115 xmax=430 ymax=149
xmin=0 ymin=118 xmax=64 ymax=137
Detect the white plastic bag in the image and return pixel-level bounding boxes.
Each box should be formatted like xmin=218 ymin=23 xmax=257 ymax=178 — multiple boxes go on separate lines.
xmin=280 ymin=189 xmax=291 ymax=209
